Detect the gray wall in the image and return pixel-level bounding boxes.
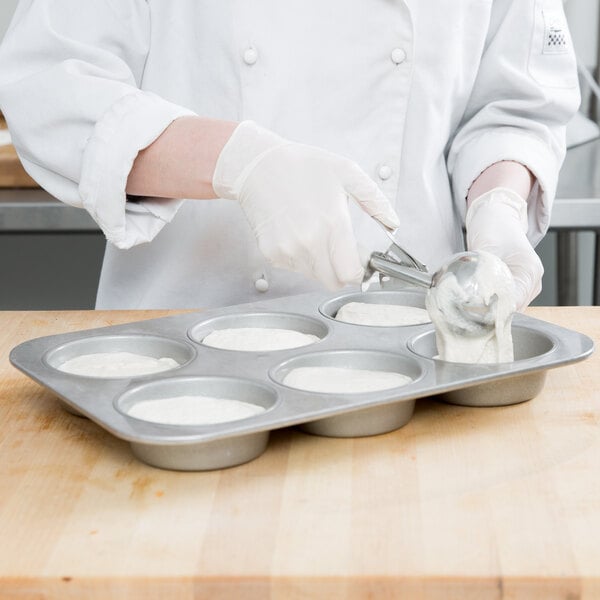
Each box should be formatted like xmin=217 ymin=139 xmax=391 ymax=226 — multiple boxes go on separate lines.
xmin=0 ymin=0 xmax=18 ymax=41
xmin=565 ymin=0 xmax=599 ymax=66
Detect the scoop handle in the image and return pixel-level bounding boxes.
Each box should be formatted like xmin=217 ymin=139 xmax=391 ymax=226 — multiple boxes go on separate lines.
xmin=368 ymin=252 xmax=433 ymax=288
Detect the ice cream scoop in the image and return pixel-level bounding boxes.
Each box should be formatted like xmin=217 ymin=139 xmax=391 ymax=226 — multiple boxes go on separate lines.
xmin=364 ymin=249 xmax=498 ymax=333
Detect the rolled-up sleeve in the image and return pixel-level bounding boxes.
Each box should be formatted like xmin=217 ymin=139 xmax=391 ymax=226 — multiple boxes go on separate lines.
xmin=0 ymin=0 xmax=195 ymax=249
xmin=447 ymin=0 xmax=580 ymax=246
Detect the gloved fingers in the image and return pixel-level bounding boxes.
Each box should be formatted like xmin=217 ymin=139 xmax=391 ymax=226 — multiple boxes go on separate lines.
xmin=465 ymin=189 xmax=543 ymax=311
xmin=511 ymin=271 xmax=542 ymax=311
xmin=328 ymin=221 xmax=365 ymax=285
xmin=310 ymin=245 xmax=346 ymax=290
xmin=255 ymin=235 xmax=301 ymax=275
xmin=295 ymin=228 xmax=358 ymax=290
xmin=341 ymin=163 xmax=400 ymax=230
xmin=471 ymin=241 xmax=544 ymax=311
xmin=257 ymin=233 xmax=345 ymax=290
xmin=506 ymin=255 xmax=544 ymax=311
xmin=288 ymin=235 xmax=346 ymax=290
xmin=357 ymin=243 xmax=375 ymax=270
xmin=512 ymin=278 xmax=538 ymax=312
xmin=278 ymin=232 xmax=362 ymax=290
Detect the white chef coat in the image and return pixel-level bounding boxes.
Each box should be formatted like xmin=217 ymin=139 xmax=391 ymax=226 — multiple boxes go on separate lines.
xmin=0 ymin=0 xmax=579 ymax=309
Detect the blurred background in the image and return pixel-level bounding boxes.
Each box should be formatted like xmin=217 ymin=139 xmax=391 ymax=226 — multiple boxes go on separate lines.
xmin=1 ymin=0 xmax=599 ymax=309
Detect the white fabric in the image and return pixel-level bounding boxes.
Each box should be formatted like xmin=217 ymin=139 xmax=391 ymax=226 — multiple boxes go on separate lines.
xmin=214 ymin=121 xmax=400 ymax=289
xmin=0 ymin=129 xmax=11 ymax=146
xmin=0 ymin=0 xmax=579 ymax=309
xmin=466 ymin=188 xmax=544 ymax=310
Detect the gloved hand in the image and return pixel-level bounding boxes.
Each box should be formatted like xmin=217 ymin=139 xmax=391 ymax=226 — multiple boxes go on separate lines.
xmin=212 ymin=121 xmax=400 ymax=289
xmin=466 ymin=187 xmax=544 ymax=311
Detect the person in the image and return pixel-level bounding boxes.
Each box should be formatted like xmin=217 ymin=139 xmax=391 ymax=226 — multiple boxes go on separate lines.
xmin=0 ymin=1 xmax=579 ymax=310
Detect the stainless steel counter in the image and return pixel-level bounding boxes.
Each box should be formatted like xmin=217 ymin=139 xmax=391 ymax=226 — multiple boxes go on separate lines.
xmin=557 ymin=138 xmax=600 ymax=199
xmin=0 ymin=188 xmax=97 ymax=231
xmin=553 ymin=139 xmax=600 ymax=304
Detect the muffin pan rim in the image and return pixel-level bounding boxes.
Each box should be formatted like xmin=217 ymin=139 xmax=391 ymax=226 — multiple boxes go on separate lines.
xmin=406 ymin=324 xmax=560 ymax=366
xmin=114 ymin=374 xmax=282 ymax=431
xmin=187 ymin=310 xmax=331 ymax=352
xmin=41 ymin=332 xmax=198 ymax=380
xmin=268 ymin=348 xmax=427 ymax=395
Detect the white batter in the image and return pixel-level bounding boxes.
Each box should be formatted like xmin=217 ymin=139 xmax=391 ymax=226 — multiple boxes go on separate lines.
xmin=126 ymin=395 xmax=265 ymax=425
xmin=58 ymin=352 xmax=180 ymax=377
xmin=283 ymin=366 xmax=412 ymax=393
xmin=426 ymin=251 xmax=516 ymax=363
xmin=335 ymin=302 xmax=430 ymax=326
xmin=202 ymin=327 xmax=320 ymax=351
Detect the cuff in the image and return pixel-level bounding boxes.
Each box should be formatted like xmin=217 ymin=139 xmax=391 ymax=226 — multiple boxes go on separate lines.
xmin=79 ymin=91 xmax=196 ymax=249
xmin=450 ymin=127 xmax=564 ymax=247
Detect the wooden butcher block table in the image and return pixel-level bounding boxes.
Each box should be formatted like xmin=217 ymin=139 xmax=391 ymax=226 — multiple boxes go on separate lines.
xmin=1 ymin=307 xmax=599 ymax=600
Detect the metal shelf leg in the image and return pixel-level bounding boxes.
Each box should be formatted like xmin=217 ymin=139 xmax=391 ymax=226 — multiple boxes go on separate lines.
xmin=557 ymin=230 xmax=579 ymax=305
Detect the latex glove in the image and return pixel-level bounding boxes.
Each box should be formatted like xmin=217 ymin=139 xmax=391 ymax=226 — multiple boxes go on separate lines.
xmin=466 ymin=187 xmax=544 ymax=311
xmin=212 ymin=121 xmax=400 ymax=289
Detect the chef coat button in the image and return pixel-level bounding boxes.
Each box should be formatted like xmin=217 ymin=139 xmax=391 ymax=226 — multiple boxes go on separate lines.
xmin=243 ymin=47 xmax=258 ymax=65
xmin=378 ymin=164 xmax=393 ymax=180
xmin=255 ymin=277 xmax=269 ymax=292
xmin=390 ymin=47 xmax=407 ymax=65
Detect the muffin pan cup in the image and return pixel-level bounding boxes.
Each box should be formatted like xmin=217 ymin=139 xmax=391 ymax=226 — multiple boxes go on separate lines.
xmin=10 ymin=290 xmax=594 ymax=470
xmin=42 ymin=334 xmax=197 ymax=417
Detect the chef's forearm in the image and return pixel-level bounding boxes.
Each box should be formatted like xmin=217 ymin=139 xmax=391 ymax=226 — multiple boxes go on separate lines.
xmin=467 ymin=161 xmax=535 ymax=207
xmin=126 ymin=116 xmax=238 ymax=199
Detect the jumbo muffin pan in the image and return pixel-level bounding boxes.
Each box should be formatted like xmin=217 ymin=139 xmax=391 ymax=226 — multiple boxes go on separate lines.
xmin=10 ymin=290 xmax=594 ymax=471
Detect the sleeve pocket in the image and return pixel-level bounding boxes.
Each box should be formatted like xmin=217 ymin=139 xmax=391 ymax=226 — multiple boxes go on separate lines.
xmin=528 ymin=0 xmax=578 ymax=89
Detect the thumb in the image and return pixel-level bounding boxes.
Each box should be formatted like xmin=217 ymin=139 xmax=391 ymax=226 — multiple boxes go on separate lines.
xmin=357 ymin=243 xmax=375 ymax=269
xmin=342 ymin=163 xmax=400 ymax=229
xmin=510 ymin=262 xmax=543 ymax=311
xmin=512 ymin=277 xmax=530 ymax=313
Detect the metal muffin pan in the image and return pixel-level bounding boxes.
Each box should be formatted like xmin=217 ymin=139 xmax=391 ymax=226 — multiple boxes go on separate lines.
xmin=270 ymin=349 xmax=424 ymax=437
xmin=116 ymin=376 xmax=279 ymax=470
xmin=408 ymin=326 xmax=556 ymax=407
xmin=43 ymin=333 xmax=197 ymax=417
xmin=9 ymin=290 xmax=594 ymax=471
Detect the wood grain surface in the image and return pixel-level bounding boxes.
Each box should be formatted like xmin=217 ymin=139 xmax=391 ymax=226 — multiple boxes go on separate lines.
xmin=0 ymin=114 xmax=38 ymax=188
xmin=0 ymin=308 xmax=599 ymax=599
